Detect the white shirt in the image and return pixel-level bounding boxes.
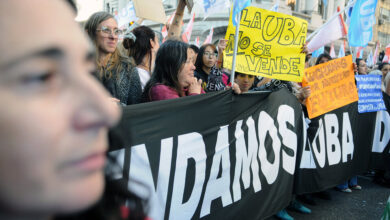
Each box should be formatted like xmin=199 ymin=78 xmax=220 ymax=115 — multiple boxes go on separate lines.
xmin=137 ymin=67 xmax=151 ymax=91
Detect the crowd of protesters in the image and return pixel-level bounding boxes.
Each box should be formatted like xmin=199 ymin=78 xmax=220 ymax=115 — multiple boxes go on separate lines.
xmin=1 ymin=0 xmax=390 ymax=220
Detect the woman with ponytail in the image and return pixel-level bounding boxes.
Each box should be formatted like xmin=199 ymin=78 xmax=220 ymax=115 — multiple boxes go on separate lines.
xmin=123 ymin=26 xmax=160 ymax=90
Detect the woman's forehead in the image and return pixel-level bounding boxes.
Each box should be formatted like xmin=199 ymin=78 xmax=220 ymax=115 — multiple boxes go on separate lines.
xmin=98 ymin=18 xmax=118 ymax=28
xmin=204 ymin=46 xmax=215 ymax=52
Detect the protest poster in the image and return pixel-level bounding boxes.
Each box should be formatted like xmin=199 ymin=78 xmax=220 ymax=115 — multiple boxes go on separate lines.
xmin=302 ymin=55 xmax=358 ymax=119
xmin=223 ymin=6 xmax=308 ymax=82
xmin=132 ymin=0 xmax=166 ymax=24
xmin=355 ymin=75 xmax=386 ymax=113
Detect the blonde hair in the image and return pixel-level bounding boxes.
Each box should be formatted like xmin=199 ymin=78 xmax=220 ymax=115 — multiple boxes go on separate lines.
xmin=85 ymin=11 xmax=135 ymax=79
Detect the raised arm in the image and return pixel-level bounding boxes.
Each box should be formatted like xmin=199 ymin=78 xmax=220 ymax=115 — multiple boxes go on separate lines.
xmin=167 ymin=0 xmax=186 ymax=39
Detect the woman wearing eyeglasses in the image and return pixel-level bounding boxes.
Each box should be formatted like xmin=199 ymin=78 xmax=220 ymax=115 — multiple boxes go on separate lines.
xmin=85 ymin=12 xmax=142 ymax=105
xmin=194 ymin=42 xmax=228 ymax=92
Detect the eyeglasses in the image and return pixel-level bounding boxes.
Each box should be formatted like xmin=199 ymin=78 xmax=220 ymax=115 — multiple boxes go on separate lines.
xmin=96 ymin=26 xmax=123 ymax=37
xmin=203 ymin=52 xmax=218 ymax=58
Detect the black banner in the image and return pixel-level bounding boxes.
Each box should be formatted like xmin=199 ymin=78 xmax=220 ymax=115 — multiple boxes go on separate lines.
xmin=294 ymin=102 xmax=376 ymax=194
xmin=108 ymin=89 xmax=390 ymax=220
xmin=369 ymin=92 xmax=390 ymax=171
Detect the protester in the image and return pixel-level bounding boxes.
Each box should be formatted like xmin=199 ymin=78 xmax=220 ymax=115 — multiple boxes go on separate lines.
xmin=386 ymin=73 xmax=390 ymax=96
xmin=356 ymin=58 xmax=368 ymax=75
xmin=234 ymin=72 xmax=255 ymax=93
xmin=0 ymin=1 xmax=123 ymax=219
xmin=123 ymin=26 xmax=160 ymax=90
xmin=315 ymin=53 xmax=332 ymax=65
xmin=166 ymin=0 xmax=189 ymax=40
xmin=379 ymin=62 xmax=390 ymax=92
xmin=85 ymin=12 xmax=142 ymax=105
xmin=194 ymin=42 xmax=227 ymax=92
xmin=189 ymin=44 xmax=200 ymax=65
xmin=305 ymin=53 xmax=313 ymax=68
xmin=142 ymin=40 xmax=203 ymax=101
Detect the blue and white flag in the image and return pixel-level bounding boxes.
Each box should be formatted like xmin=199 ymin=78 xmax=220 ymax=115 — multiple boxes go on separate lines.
xmin=345 ymin=0 xmax=355 ymax=25
xmin=232 ymin=0 xmax=251 ymax=26
xmin=312 ymin=46 xmax=324 ymax=58
xmin=203 ymin=0 xmax=230 ymax=20
xmin=338 ymin=42 xmax=345 ymax=58
xmin=355 ymin=75 xmax=386 ymax=113
xmin=348 ymin=0 xmax=378 ymax=47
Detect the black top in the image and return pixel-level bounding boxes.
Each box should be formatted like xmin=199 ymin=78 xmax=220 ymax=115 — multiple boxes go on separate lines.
xmin=99 ymin=60 xmax=142 ymax=105
xmin=194 ymin=66 xmax=226 ymax=92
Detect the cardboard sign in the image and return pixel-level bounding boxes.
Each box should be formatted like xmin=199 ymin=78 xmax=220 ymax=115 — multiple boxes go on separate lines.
xmin=223 ymin=6 xmax=308 ymax=82
xmin=302 ymin=55 xmax=358 ymax=119
xmin=355 ymin=75 xmax=386 ymax=113
xmin=132 ymin=0 xmax=166 ymax=24
xmin=115 ymin=1 xmax=138 ymax=28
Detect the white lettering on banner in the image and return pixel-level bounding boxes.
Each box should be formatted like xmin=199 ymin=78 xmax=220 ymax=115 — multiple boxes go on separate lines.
xmin=169 ymin=133 xmax=206 ymax=220
xmin=278 ymin=105 xmax=298 ymax=174
xmin=325 ymin=114 xmax=342 ymax=166
xmin=258 ymin=111 xmax=282 ymax=184
xmin=232 ymin=118 xmax=261 ymax=202
xmin=300 ymin=112 xmax=355 ymax=169
xmin=372 ymin=110 xmax=390 ymax=153
xmin=342 ymin=113 xmax=354 ymax=162
xmin=201 ymin=126 xmax=233 ymax=217
xmin=120 ymin=107 xmax=299 ymax=219
xmin=129 ymin=139 xmax=173 ymax=220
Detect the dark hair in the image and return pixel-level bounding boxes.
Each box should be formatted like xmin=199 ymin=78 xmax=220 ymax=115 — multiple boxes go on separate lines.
xmin=234 ymin=71 xmax=254 ymax=79
xmin=123 ymin=26 xmax=156 ymax=66
xmin=143 ymin=40 xmax=189 ymax=101
xmin=305 ymin=53 xmax=312 ymax=62
xmin=315 ymin=53 xmax=332 ymax=65
xmin=356 ymin=58 xmax=365 ymax=67
xmin=195 ymin=44 xmax=217 ymax=72
xmin=189 ymin=44 xmax=200 ymax=54
xmin=379 ymin=62 xmax=390 ymax=70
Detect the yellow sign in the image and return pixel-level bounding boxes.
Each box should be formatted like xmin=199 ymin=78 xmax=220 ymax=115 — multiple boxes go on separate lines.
xmin=223 ymin=6 xmax=308 ymax=82
xmin=302 ymin=55 xmax=359 ymax=119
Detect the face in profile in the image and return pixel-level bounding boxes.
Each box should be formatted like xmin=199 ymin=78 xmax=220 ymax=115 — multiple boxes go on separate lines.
xmin=235 ymin=73 xmax=255 ymax=93
xmin=202 ymin=46 xmax=217 ymax=69
xmin=358 ymin=60 xmax=368 ymax=75
xmin=0 ymin=0 xmax=120 ymax=217
xmin=96 ymin=18 xmax=119 ymax=54
xmin=178 ymin=49 xmax=196 ymax=88
xmin=382 ymin=64 xmax=390 ymax=79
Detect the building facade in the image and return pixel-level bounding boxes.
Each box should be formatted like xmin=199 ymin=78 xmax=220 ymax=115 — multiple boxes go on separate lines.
xmin=101 ymin=0 xmax=390 ymax=59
